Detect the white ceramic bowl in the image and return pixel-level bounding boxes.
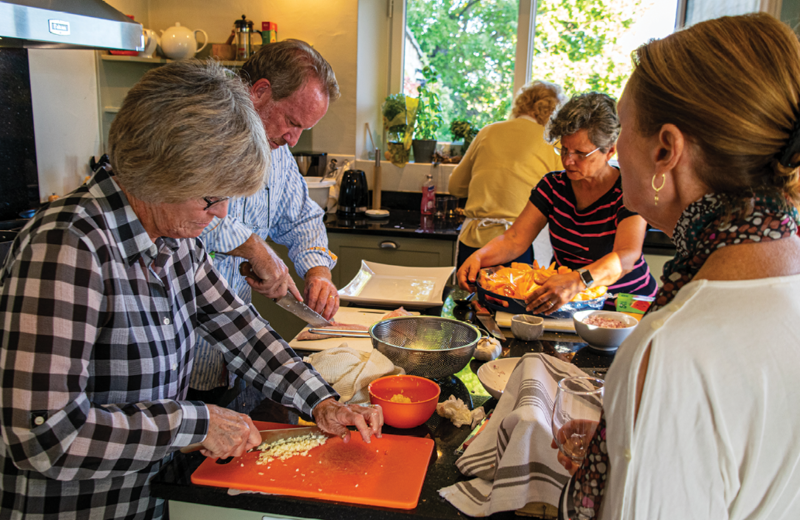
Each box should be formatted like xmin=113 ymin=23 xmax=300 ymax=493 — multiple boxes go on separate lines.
xmin=477 ymin=357 xmax=522 ymax=399
xmin=511 ymin=314 xmax=544 ymax=341
xmin=572 ymin=310 xmax=638 ymax=352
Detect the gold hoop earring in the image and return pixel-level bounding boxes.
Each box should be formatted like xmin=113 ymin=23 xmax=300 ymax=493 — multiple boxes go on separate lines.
xmin=652 ymin=173 xmax=666 ymax=205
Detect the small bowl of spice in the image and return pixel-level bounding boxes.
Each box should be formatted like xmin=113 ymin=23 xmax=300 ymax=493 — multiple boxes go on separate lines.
xmin=368 ymin=375 xmax=440 ymax=429
xmin=572 ymin=310 xmax=639 ymax=352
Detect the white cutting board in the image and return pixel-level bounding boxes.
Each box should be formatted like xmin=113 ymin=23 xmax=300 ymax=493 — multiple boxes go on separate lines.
xmin=496 ymin=311 xmax=576 ymax=332
xmin=287 ymin=307 xmax=418 ymax=353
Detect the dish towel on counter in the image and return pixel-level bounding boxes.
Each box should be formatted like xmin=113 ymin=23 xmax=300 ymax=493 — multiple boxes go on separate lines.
xmin=439 ymin=352 xmax=585 ymax=517
xmin=304 ymin=344 xmax=404 ymax=404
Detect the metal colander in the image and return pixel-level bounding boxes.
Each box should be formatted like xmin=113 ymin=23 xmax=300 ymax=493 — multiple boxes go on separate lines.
xmin=369 ymin=316 xmax=481 ymax=379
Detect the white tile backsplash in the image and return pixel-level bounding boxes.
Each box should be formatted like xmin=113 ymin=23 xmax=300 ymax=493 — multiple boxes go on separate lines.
xmin=352 ymin=160 xmax=456 ymax=195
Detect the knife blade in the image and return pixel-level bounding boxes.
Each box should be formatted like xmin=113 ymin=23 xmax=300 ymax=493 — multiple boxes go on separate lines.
xmin=477 ymin=314 xmax=505 ymax=341
xmin=180 ymin=426 xmax=326 ymax=454
xmin=255 ymin=426 xmax=326 ymax=446
xmin=239 ymin=262 xmax=331 ymax=327
xmin=472 ymin=300 xmax=505 ymax=340
xmin=274 ymin=293 xmax=332 ymax=327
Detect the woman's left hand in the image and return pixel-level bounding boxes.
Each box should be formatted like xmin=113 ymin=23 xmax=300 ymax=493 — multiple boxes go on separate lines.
xmin=525 ymin=271 xmax=582 ymax=315
xmin=312 ymin=398 xmax=384 ymax=444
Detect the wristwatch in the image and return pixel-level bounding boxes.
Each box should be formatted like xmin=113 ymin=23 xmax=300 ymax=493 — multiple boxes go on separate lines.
xmin=576 ymin=268 xmax=594 ymax=289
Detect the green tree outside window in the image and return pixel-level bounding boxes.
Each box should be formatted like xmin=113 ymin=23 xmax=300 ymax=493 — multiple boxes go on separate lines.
xmin=406 ymin=0 xmax=666 ymax=141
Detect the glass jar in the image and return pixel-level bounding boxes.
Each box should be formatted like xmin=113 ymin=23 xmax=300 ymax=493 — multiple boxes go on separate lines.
xmin=234 ymin=15 xmax=251 ymax=61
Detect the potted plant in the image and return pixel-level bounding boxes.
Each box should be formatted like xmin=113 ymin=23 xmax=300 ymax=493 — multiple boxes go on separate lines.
xmin=382 ymin=93 xmax=419 ymax=167
xmin=412 ymin=66 xmax=443 ymax=163
xmin=450 ymin=120 xmax=480 ymax=155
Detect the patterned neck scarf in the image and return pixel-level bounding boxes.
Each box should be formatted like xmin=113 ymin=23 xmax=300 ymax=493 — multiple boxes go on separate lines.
xmin=651 ymin=192 xmax=798 ymax=312
xmin=567 ymin=192 xmax=799 ymax=520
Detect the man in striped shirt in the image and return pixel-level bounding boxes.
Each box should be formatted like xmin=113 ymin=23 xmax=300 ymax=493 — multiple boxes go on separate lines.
xmin=189 ymin=40 xmax=340 ymax=406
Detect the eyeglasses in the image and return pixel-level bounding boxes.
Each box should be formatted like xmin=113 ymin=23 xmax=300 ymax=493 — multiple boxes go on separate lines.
xmin=554 ymin=146 xmax=601 ymax=161
xmin=202 ymin=196 xmax=230 ymax=211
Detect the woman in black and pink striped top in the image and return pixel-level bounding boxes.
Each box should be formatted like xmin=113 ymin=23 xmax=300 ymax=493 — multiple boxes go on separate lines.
xmin=457 ymin=92 xmax=658 ymax=314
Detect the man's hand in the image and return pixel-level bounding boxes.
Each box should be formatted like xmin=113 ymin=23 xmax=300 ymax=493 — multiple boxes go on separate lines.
xmin=228 ymin=234 xmax=303 ymax=301
xmin=304 ymin=266 xmax=338 ymax=320
xmin=312 ymin=398 xmax=383 ymax=444
xmin=200 ymin=404 xmax=262 ymax=460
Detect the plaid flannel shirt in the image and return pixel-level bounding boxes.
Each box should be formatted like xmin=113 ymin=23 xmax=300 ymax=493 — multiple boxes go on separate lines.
xmin=0 ymin=168 xmax=337 ymax=519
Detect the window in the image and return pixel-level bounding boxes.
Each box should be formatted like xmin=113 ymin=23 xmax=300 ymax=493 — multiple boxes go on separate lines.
xmin=400 ymin=0 xmax=679 ymax=141
xmin=404 ymin=0 xmax=521 ymax=140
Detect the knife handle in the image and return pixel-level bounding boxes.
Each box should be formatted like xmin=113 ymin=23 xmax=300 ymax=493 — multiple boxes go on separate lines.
xmin=239 ymin=261 xmax=263 ymax=283
xmin=180 ymin=442 xmax=203 ymax=454
xmin=472 ymin=299 xmax=491 ymax=316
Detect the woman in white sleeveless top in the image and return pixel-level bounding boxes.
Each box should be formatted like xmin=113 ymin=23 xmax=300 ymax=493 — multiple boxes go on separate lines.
xmin=555 ymin=13 xmax=800 ymax=520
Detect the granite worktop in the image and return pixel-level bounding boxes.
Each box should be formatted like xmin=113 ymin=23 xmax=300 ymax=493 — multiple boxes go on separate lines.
xmin=150 ymin=292 xmax=612 ymax=519
xmin=325 ymin=209 xmax=462 ymax=241
xmin=324 ymin=191 xmax=462 ymax=240
xmin=324 ymin=192 xmax=676 ymax=256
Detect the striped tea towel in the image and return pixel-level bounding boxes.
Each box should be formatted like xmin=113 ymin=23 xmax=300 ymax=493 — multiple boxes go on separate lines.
xmin=439 ymin=352 xmax=586 ymax=516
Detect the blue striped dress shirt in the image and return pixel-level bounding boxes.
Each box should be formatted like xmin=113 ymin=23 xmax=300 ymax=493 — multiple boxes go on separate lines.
xmin=190 ymin=145 xmax=337 ymax=390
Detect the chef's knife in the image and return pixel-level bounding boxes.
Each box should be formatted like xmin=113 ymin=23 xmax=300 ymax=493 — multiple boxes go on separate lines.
xmin=472 ymin=300 xmax=505 ymax=341
xmin=274 ymin=293 xmax=332 ymax=327
xmin=180 ymin=426 xmax=326 ymax=454
xmin=239 ymin=262 xmax=332 ymax=327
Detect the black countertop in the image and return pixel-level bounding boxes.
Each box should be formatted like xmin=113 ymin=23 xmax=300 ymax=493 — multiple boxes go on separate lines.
xmin=150 ymin=291 xmax=612 ymax=519
xmin=324 ymin=191 xmax=676 ymax=256
xmin=325 ymin=209 xmax=461 ymax=241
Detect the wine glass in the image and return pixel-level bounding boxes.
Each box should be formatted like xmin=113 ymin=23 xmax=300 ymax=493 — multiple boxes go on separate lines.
xmin=551 ymin=376 xmax=604 ymax=464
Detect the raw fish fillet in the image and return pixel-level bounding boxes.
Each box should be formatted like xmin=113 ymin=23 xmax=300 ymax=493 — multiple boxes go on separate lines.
xmin=296 ymin=322 xmax=369 ymax=341
xmin=295 ymin=307 xmax=412 ymax=341
xmin=381 ymin=307 xmax=413 ymax=319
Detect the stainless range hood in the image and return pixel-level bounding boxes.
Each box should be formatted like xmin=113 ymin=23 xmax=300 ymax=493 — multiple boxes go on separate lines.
xmin=0 ymin=0 xmax=143 ymax=50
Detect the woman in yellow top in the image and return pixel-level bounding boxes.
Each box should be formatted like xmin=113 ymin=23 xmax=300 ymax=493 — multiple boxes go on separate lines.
xmin=448 ymin=80 xmax=565 ymax=268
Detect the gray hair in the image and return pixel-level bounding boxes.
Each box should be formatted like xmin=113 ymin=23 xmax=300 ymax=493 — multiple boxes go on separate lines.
xmin=511 ymin=80 xmax=566 ymax=124
xmin=108 ymin=60 xmax=269 ymax=204
xmin=545 ymin=92 xmax=620 ymax=152
xmin=239 ymin=39 xmax=340 ymax=102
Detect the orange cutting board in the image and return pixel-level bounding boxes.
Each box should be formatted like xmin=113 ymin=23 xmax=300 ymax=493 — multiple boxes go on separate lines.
xmin=190 ymin=421 xmax=435 ymax=510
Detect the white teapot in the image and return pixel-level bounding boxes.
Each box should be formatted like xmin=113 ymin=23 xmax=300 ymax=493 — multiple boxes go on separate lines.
xmin=160 ymin=22 xmax=208 ymax=60
xmin=138 ymin=28 xmax=159 ymax=58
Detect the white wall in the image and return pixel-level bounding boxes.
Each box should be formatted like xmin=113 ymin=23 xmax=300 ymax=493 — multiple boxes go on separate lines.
xmin=28 ymin=49 xmax=102 ymax=200
xmin=356 ymin=1 xmax=392 ymax=160
xmin=106 ymin=0 xmax=151 ymax=27
xmin=144 ymin=0 xmax=358 ymax=155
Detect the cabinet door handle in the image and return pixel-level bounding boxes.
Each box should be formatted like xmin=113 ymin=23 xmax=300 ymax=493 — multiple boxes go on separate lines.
xmin=379 ymin=241 xmax=398 ymax=249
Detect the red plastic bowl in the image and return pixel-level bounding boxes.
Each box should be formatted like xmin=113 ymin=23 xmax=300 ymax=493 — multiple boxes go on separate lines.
xmin=368 ymin=375 xmax=441 ymax=429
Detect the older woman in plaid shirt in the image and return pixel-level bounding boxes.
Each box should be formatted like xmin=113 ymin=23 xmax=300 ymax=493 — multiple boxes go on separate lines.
xmin=0 ymin=60 xmax=382 ymax=520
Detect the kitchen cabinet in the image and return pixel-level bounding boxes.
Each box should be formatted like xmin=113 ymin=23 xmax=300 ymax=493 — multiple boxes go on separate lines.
xmin=327 ymin=232 xmax=456 ymax=289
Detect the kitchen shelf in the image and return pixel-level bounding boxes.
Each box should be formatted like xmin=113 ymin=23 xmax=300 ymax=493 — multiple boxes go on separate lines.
xmin=100 ymin=55 xmax=169 ymax=64
xmin=96 ymin=52 xmax=247 ymax=150
xmin=99 ymin=54 xmax=245 ymax=67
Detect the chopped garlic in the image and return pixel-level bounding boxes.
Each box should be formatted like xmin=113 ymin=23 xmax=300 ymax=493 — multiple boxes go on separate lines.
xmin=255 ymin=432 xmax=328 ymax=465
xmin=389 ymin=393 xmax=412 ymax=403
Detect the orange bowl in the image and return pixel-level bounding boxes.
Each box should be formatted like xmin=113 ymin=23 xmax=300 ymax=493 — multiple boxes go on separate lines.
xmin=368 ymin=375 xmax=440 ymax=429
